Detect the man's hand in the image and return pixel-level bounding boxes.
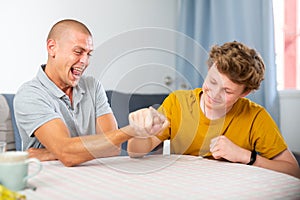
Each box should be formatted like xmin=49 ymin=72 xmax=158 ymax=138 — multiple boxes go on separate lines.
xmin=28 ymin=148 xmax=58 ymax=161
xmin=128 ymin=106 xmax=169 ymax=138
xmin=210 ymin=135 xmax=251 ymax=164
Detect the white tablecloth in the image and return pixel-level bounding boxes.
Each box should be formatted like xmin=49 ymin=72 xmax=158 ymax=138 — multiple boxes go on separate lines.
xmin=22 ymin=155 xmax=300 ymax=200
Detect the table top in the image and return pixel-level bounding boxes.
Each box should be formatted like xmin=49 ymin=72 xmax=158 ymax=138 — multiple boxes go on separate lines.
xmin=22 ymin=155 xmax=300 ymax=200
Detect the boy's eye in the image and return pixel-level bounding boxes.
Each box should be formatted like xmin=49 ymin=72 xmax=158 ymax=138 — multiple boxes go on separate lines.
xmin=224 ymin=89 xmax=233 ymax=94
xmin=210 ymin=79 xmax=217 ymax=84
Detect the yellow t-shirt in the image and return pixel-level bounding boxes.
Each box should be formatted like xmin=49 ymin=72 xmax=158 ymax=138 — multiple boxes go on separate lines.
xmin=157 ymin=88 xmax=287 ymax=159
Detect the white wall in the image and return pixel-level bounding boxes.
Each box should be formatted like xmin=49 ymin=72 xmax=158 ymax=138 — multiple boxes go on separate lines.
xmin=0 ymin=0 xmax=178 ymax=93
xmin=279 ymin=90 xmax=300 ymax=153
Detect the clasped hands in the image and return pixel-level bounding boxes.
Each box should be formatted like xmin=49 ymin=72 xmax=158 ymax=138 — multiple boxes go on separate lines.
xmin=127 ymin=106 xmax=169 ymax=138
xmin=127 ymin=107 xmax=248 ymax=163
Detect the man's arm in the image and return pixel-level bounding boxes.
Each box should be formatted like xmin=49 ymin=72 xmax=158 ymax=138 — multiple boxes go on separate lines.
xmin=30 ymin=108 xmax=168 ymax=166
xmin=32 ymin=115 xmax=131 ymax=167
xmin=28 ymin=113 xmax=120 ymax=163
xmin=95 ymin=113 xmax=120 ymax=156
xmin=96 ymin=113 xmax=118 ymax=134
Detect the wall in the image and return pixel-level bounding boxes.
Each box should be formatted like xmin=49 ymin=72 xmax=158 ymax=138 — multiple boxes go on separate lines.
xmin=0 ymin=0 xmax=178 ymax=93
xmin=279 ymin=90 xmax=300 ymax=153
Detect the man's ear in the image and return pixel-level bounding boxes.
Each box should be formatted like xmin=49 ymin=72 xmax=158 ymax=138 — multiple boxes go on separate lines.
xmin=47 ymin=39 xmax=56 ymax=58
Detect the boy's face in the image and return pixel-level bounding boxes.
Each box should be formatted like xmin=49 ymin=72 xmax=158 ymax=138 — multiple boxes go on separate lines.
xmin=202 ymin=64 xmax=249 ymax=113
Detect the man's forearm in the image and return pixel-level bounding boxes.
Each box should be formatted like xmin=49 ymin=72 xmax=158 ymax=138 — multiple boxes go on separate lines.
xmin=57 ymin=128 xmax=133 ymax=166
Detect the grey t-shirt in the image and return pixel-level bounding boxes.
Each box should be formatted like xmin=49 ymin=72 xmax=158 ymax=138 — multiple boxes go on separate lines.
xmin=14 ymin=65 xmax=112 ymax=150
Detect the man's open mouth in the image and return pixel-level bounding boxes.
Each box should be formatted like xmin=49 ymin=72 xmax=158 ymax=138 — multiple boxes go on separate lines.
xmin=71 ymin=67 xmax=84 ymax=78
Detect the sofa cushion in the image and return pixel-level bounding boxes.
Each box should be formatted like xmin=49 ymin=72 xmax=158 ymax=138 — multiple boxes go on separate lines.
xmin=0 ymin=94 xmax=15 ymax=150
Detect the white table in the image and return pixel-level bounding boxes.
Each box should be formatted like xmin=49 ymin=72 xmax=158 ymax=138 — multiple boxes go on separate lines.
xmin=22 ymin=155 xmax=300 ymax=199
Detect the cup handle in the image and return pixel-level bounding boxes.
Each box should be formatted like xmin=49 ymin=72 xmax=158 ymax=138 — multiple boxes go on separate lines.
xmin=23 ymin=158 xmax=42 ymax=181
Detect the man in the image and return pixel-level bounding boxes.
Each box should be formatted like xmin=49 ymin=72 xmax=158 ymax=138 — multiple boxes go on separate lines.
xmin=14 ymin=19 xmax=167 ymax=167
xmin=127 ymin=41 xmax=300 ymax=179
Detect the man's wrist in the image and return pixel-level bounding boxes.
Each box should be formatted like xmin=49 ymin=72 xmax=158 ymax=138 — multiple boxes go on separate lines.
xmin=120 ymin=126 xmax=135 ymax=138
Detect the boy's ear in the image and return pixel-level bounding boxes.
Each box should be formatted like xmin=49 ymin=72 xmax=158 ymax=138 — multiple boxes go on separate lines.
xmin=241 ymin=90 xmax=251 ymax=97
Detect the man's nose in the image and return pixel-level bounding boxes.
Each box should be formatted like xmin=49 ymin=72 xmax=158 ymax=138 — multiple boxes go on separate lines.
xmin=80 ymin=54 xmax=89 ymax=64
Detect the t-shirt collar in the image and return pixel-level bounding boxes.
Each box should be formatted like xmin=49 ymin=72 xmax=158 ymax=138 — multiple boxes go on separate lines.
xmin=37 ymin=64 xmax=85 ymax=98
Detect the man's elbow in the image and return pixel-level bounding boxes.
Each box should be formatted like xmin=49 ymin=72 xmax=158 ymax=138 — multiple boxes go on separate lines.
xmin=112 ymin=148 xmax=121 ymax=157
xmin=55 ymin=146 xmax=87 ymax=167
xmin=58 ymin=152 xmax=82 ymax=167
xmin=61 ymin=159 xmax=77 ymax=167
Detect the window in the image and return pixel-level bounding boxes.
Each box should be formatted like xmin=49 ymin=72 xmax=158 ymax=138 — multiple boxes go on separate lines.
xmin=273 ymin=0 xmax=300 ymax=90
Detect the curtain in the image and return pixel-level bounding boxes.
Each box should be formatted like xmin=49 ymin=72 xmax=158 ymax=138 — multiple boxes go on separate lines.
xmin=176 ymin=0 xmax=280 ymax=125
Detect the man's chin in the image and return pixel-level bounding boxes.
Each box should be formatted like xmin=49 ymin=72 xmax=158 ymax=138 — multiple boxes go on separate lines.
xmin=69 ymin=79 xmax=80 ymax=87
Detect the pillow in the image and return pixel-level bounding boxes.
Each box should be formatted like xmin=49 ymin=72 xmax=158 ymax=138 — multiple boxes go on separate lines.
xmin=0 ymin=95 xmax=15 ymax=150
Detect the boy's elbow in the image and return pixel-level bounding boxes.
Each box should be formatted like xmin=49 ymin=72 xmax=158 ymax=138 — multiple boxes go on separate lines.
xmin=128 ymin=151 xmax=146 ymax=158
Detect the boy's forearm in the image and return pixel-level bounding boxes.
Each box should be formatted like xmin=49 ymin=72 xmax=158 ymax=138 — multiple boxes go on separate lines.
xmin=127 ymin=137 xmax=153 ymax=158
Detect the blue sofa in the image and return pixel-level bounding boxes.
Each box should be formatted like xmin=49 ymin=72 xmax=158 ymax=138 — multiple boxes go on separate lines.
xmin=0 ymin=91 xmax=168 ymax=155
xmin=2 ymin=92 xmax=300 ymax=164
xmin=0 ymin=94 xmax=20 ymax=151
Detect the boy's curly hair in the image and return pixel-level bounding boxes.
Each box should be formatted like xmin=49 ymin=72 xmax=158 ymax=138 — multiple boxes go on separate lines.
xmin=207 ymin=41 xmax=265 ymax=92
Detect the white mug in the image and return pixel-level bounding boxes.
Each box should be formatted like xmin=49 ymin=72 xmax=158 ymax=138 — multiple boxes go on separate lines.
xmin=0 ymin=151 xmax=42 ymax=191
xmin=0 ymin=141 xmax=6 ymax=152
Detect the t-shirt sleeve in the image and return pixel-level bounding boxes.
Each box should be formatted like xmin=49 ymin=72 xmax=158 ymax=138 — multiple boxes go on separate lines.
xmin=156 ymin=93 xmax=176 ymax=141
xmin=95 ymin=80 xmax=112 ymax=118
xmin=14 ymin=85 xmax=61 ymax=137
xmin=252 ymin=109 xmax=288 ymax=159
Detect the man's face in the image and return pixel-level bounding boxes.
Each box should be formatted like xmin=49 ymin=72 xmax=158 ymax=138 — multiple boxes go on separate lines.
xmin=202 ymin=64 xmax=247 ymax=113
xmin=50 ymin=30 xmax=93 ymax=90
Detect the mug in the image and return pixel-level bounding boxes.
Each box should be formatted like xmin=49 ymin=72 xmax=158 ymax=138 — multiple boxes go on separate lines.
xmin=0 ymin=141 xmax=6 ymax=152
xmin=0 ymin=151 xmax=42 ymax=191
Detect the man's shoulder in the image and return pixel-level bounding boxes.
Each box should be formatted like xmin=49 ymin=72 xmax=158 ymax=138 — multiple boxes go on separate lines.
xmin=78 ymin=75 xmax=99 ymax=89
xmin=81 ymin=75 xmax=100 ymax=83
xmin=16 ymin=78 xmax=42 ymax=95
xmin=15 ymin=78 xmax=49 ymax=103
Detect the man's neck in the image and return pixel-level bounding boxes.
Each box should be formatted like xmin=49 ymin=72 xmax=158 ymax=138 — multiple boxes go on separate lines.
xmin=63 ymin=87 xmax=73 ymax=104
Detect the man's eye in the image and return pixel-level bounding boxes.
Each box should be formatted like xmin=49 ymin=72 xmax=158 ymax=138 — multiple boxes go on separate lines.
xmin=74 ymin=51 xmax=82 ymax=55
